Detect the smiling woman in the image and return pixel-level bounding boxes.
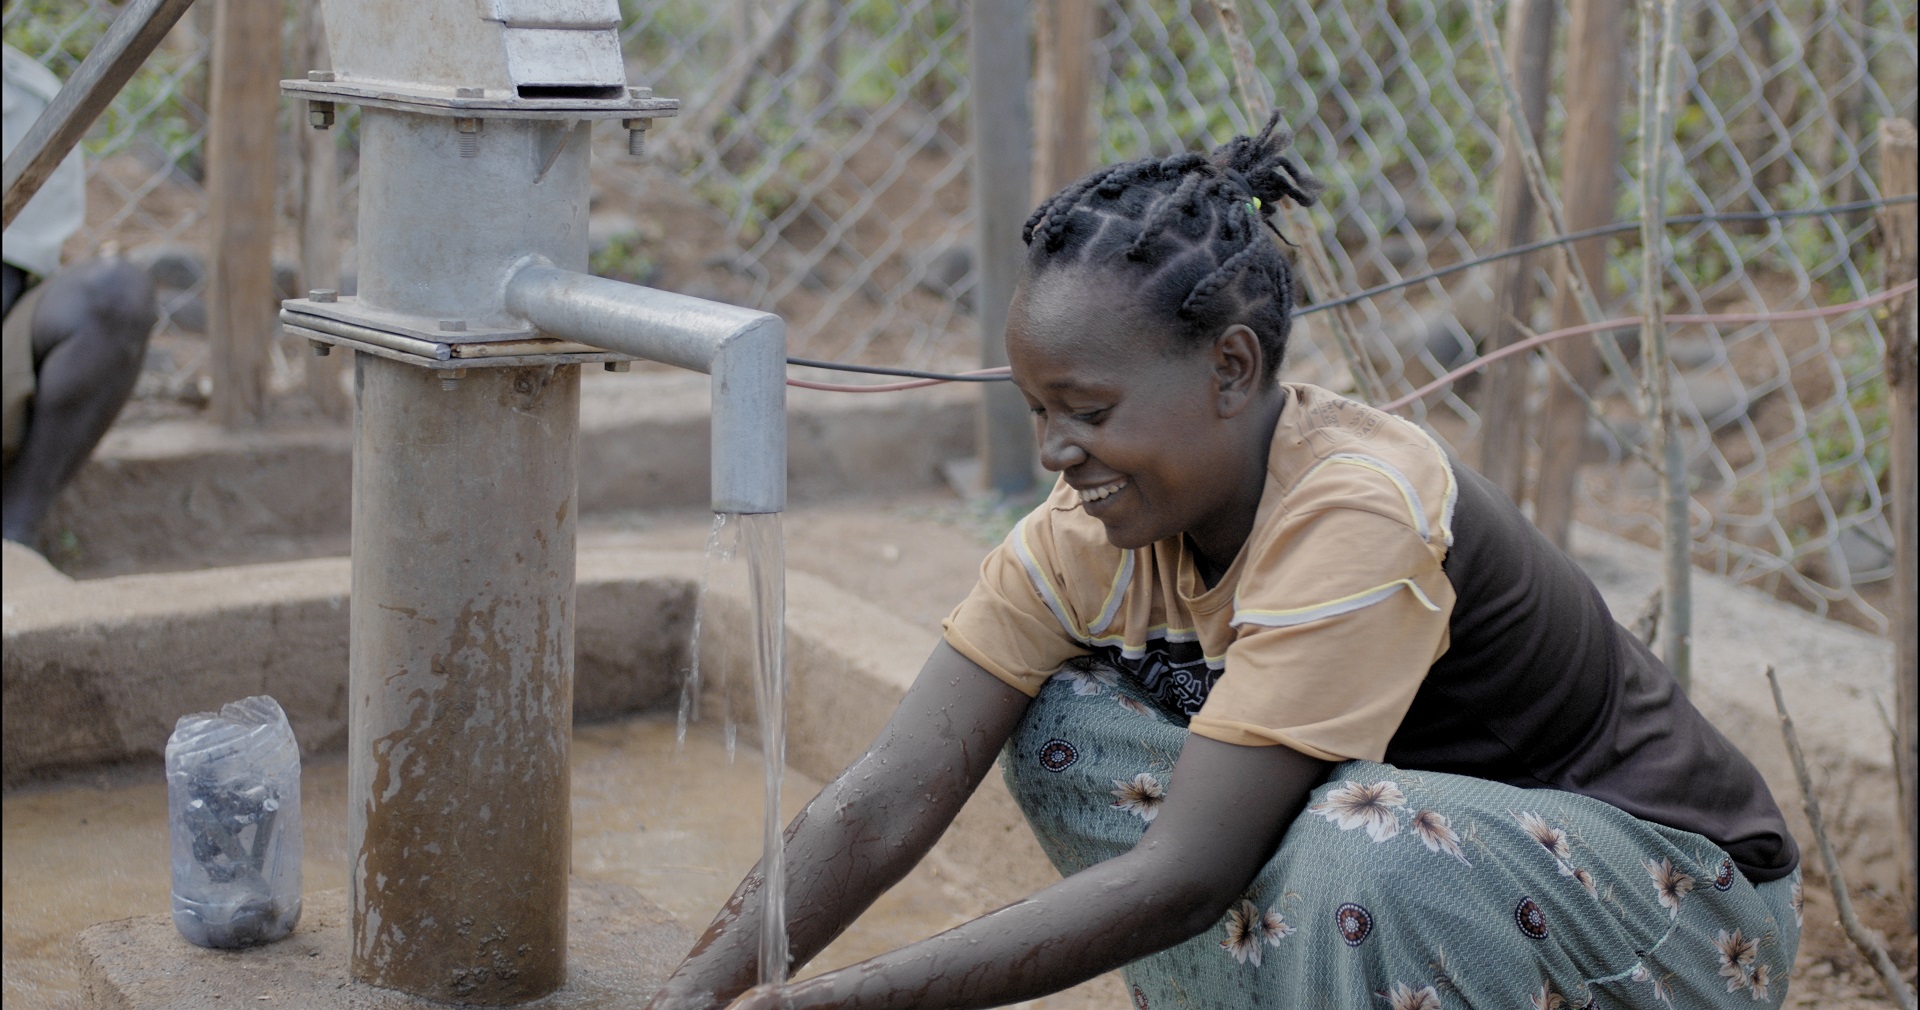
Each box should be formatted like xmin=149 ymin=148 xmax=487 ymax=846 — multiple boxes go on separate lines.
xmin=642 ymin=115 xmax=1803 ymax=1010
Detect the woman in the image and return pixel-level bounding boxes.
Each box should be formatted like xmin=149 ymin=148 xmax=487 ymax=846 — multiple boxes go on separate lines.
xmin=644 ymin=115 xmax=1800 ymax=1010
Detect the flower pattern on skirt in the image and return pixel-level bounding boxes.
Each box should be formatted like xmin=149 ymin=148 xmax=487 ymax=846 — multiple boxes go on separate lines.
xmin=999 ymin=669 xmax=1802 ymax=1009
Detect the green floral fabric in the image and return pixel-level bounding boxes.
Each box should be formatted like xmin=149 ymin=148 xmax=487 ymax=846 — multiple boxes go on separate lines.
xmin=1002 ymin=669 xmax=1802 ymax=1009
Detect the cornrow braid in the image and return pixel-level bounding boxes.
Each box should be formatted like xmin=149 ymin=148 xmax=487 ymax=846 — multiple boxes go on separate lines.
xmin=1017 ymin=111 xmax=1325 ymax=382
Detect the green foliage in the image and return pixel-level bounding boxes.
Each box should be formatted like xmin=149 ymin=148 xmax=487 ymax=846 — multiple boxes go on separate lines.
xmin=4 ymin=0 xmax=207 ymax=173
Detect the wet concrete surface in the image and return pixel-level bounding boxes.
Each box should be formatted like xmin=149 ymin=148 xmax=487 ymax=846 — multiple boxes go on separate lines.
xmin=3 ymin=713 xmax=1120 ymax=1010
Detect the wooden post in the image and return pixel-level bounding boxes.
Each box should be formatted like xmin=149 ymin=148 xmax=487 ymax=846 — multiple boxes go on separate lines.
xmin=205 ymin=0 xmax=280 ymax=428
xmin=1031 ymin=0 xmax=1093 ymax=201
xmin=968 ymin=0 xmax=1036 ymax=498
xmin=1878 ymin=116 xmax=1917 ymax=933
xmin=297 ymin=0 xmax=346 ymax=420
xmin=1535 ymin=0 xmax=1627 ymax=550
xmin=1474 ymin=0 xmax=1557 ymax=504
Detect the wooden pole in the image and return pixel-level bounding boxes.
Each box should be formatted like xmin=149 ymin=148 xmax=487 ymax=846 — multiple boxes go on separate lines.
xmin=1031 ymin=0 xmax=1093 ymax=201
xmin=206 ymin=0 xmax=280 ymax=428
xmin=1878 ymin=116 xmax=1917 ymax=933
xmin=1474 ymin=0 xmax=1557 ymax=504
xmin=1535 ymin=0 xmax=1627 ymax=549
xmin=296 ymin=0 xmax=346 ymax=420
xmin=968 ymin=0 xmax=1036 ymax=498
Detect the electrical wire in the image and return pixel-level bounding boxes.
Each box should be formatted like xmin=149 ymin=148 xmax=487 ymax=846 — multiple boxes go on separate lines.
xmin=783 ymin=194 xmax=1918 ymax=390
xmin=1378 ymin=279 xmax=1918 ymax=412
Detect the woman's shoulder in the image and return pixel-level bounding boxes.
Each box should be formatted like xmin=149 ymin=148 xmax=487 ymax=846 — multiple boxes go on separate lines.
xmin=1265 ymin=384 xmax=1457 ymax=546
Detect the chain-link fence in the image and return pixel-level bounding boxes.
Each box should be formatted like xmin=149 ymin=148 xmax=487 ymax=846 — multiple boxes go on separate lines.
xmin=4 ymin=0 xmax=1915 ymax=629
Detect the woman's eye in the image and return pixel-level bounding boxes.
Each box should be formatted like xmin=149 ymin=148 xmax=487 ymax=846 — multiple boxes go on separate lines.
xmin=1071 ymin=408 xmax=1107 ymax=424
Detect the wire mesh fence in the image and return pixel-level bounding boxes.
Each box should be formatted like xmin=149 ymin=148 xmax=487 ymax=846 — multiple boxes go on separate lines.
xmin=3 ymin=0 xmax=1915 ymax=628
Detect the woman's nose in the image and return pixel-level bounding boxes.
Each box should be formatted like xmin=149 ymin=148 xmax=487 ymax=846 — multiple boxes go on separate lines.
xmin=1036 ymin=420 xmax=1086 ymax=471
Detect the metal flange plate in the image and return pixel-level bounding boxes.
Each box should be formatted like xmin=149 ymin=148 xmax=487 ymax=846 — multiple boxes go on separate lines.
xmin=282 ymin=79 xmax=680 ymax=121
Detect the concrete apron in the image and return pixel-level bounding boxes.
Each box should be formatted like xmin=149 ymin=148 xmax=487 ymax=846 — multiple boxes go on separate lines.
xmin=2 ymin=541 xmax=1068 ymax=1008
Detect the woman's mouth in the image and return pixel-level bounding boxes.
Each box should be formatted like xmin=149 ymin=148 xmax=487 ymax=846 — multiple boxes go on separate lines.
xmin=1077 ymin=479 xmax=1128 ymax=505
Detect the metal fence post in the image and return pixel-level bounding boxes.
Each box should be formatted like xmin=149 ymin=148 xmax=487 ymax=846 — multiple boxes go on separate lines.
xmin=206 ymin=0 xmax=280 ymax=428
xmin=968 ymin=0 xmax=1036 ymax=498
xmin=1878 ymin=117 xmax=1918 ymax=932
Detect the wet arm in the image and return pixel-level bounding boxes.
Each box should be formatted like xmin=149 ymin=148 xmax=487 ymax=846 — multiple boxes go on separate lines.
xmin=736 ymin=728 xmax=1331 ymax=1010
xmin=645 ymin=642 xmax=1032 ymax=1010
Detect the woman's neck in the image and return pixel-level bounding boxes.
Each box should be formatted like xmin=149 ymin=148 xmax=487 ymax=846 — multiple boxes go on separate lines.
xmin=1185 ymin=385 xmax=1288 ymax=585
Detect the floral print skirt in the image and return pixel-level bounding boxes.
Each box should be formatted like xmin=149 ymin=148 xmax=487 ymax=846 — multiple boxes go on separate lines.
xmin=1001 ymin=671 xmax=1802 ymax=1009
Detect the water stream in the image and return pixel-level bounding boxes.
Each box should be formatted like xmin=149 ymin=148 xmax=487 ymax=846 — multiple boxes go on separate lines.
xmin=678 ymin=510 xmax=789 ymax=987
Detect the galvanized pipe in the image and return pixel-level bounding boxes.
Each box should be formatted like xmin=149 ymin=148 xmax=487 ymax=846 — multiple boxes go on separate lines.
xmin=505 ymin=263 xmax=787 ymax=514
xmin=347 ymin=353 xmax=579 ymax=1004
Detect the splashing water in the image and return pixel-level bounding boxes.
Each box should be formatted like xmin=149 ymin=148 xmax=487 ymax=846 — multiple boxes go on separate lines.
xmin=676 ymin=513 xmax=732 ymax=750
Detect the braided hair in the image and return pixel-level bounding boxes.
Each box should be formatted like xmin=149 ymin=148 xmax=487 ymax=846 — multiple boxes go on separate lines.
xmin=1019 ymin=112 xmax=1324 ymax=381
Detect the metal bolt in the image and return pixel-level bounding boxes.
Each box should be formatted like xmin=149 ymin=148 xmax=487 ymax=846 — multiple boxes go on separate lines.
xmin=308 ymin=288 xmax=337 ymax=303
xmin=438 ymin=319 xmax=467 ymax=332
xmin=622 ymin=118 xmax=648 ymax=157
xmin=308 ymin=100 xmax=335 ymax=130
xmin=455 ymin=118 xmax=482 ymax=157
xmin=308 ymin=339 xmax=332 ymax=357
xmin=604 ymin=360 xmax=632 ymax=373
xmin=437 ymin=368 xmax=466 ymax=390
xmin=454 ymin=87 xmax=485 ymax=99
xmin=307 ymin=70 xmax=335 ymax=82
xmin=627 ymin=86 xmax=652 ymax=99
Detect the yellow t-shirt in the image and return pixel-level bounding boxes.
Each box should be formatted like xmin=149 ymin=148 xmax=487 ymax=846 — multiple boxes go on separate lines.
xmin=943 ymin=384 xmax=1458 ymax=763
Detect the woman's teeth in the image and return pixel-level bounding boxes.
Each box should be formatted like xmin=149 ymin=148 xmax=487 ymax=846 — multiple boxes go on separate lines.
xmin=1078 ymin=480 xmax=1127 ymax=503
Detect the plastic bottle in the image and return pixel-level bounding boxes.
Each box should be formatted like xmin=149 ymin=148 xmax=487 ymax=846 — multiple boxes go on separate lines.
xmin=166 ymin=695 xmax=302 ymax=948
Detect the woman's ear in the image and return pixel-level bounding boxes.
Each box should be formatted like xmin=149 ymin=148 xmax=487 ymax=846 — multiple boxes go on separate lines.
xmin=1210 ymin=324 xmax=1263 ymax=417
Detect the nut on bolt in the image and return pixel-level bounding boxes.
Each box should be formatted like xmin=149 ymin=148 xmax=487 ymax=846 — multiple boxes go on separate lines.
xmin=436 ymin=368 xmax=467 ymax=390
xmin=308 ymin=99 xmax=335 ymax=130
xmin=308 ymin=288 xmax=337 ymax=303
xmin=308 ymin=339 xmax=332 ymax=357
xmin=621 ymin=118 xmax=649 ymax=157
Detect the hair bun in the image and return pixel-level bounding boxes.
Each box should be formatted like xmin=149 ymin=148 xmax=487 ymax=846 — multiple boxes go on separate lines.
xmin=1211 ymin=111 xmax=1326 ymax=213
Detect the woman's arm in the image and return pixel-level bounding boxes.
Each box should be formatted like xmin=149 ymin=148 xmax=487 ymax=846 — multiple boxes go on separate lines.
xmin=732 ymin=714 xmax=1331 ymax=1010
xmin=645 ymin=642 xmax=1034 ymax=1010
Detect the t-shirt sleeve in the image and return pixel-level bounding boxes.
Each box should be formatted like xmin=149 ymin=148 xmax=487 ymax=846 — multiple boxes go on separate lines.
xmin=1192 ymin=506 xmax=1454 ymax=762
xmin=942 ymin=508 xmax=1094 ymax=696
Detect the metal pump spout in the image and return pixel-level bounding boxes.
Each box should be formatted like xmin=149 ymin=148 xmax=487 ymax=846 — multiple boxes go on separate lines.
xmin=505 ymin=263 xmax=786 ymax=515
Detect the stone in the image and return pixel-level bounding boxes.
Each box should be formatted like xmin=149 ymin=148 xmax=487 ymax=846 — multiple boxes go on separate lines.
xmin=76 ymin=881 xmax=692 ymax=1009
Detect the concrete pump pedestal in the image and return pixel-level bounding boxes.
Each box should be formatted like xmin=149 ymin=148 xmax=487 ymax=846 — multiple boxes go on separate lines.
xmin=75 ymin=881 xmax=691 ymax=1009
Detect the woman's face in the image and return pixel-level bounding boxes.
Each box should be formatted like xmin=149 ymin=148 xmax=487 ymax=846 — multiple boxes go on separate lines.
xmin=1006 ymin=267 xmax=1269 ymax=561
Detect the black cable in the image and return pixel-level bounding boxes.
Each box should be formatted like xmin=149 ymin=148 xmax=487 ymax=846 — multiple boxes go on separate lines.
xmin=1299 ymin=194 xmax=1919 ymax=316
xmin=785 ymin=356 xmax=1009 ymax=381
xmin=787 ymin=194 xmax=1920 ymax=383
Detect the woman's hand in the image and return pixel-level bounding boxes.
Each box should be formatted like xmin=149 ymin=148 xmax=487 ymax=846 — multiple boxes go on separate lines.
xmin=702 ymin=735 xmax=1331 ymax=1010
xmin=644 ymin=644 xmax=1032 ymax=1010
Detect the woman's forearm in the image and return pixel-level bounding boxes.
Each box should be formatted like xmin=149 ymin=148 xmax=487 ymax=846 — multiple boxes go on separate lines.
xmin=646 ymin=645 xmax=1033 ymax=1010
xmin=647 ymin=749 xmax=981 ymax=1007
xmin=767 ymin=840 xmax=1222 ymax=1010
xmin=734 ymin=735 xmax=1328 ymax=1010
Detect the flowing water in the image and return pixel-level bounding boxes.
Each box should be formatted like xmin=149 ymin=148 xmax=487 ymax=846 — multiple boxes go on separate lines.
xmin=678 ymin=510 xmax=789 ymax=987
xmin=738 ymin=512 xmax=790 ymax=987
